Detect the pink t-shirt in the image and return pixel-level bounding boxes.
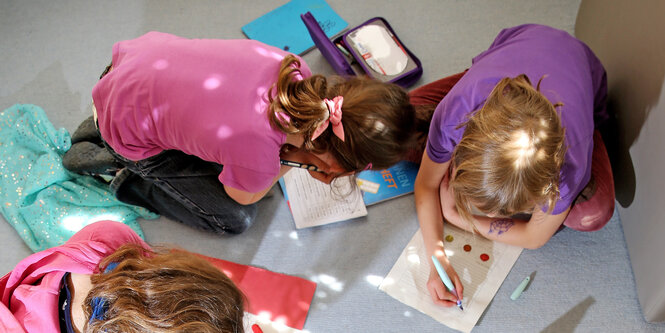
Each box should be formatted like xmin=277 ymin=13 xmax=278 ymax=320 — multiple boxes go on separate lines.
xmin=92 ymin=31 xmax=312 ymax=192
xmin=0 ymin=221 xmax=148 ymax=332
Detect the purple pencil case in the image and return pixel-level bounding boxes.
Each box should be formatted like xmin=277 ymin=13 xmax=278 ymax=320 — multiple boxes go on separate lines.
xmin=302 ymin=12 xmax=422 ymax=88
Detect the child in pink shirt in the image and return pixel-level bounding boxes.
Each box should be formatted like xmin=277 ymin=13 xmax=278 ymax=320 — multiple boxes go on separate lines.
xmin=0 ymin=220 xmax=244 ymax=332
xmin=64 ymin=32 xmax=417 ymax=234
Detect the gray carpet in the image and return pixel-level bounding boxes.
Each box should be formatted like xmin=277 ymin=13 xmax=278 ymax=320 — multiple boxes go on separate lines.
xmin=2 ymin=1 xmax=665 ymax=332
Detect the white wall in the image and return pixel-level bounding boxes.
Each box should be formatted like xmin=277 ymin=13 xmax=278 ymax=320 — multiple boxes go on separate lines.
xmin=576 ymin=0 xmax=665 ymax=322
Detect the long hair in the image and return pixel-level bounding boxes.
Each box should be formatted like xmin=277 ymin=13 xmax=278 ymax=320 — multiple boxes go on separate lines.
xmin=405 ymin=103 xmax=438 ymax=163
xmin=268 ymin=55 xmax=417 ymax=173
xmin=83 ymin=244 xmax=245 ymax=333
xmin=451 ymin=75 xmax=566 ymax=224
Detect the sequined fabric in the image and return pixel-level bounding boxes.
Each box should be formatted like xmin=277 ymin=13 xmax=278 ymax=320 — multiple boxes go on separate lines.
xmin=0 ymin=104 xmax=158 ymax=252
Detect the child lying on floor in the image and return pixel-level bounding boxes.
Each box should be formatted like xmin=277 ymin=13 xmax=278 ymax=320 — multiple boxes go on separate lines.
xmin=0 ymin=220 xmax=245 ymax=333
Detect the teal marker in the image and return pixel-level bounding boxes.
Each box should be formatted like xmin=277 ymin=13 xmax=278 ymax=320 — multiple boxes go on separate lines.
xmin=430 ymin=255 xmax=464 ymax=311
xmin=510 ymin=276 xmax=531 ymax=300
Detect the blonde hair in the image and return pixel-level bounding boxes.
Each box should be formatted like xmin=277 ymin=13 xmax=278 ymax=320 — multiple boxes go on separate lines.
xmin=268 ymin=55 xmax=417 ymax=172
xmin=83 ymin=244 xmax=245 ymax=333
xmin=451 ymin=75 xmax=566 ymax=224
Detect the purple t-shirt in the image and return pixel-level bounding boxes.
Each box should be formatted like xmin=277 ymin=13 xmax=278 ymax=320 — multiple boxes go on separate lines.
xmin=92 ymin=31 xmax=311 ymax=192
xmin=426 ymin=24 xmax=607 ymax=214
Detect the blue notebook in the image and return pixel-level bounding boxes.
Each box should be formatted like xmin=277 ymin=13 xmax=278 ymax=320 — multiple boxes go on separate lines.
xmin=357 ymin=161 xmax=420 ymax=206
xmin=241 ymin=0 xmax=348 ymax=55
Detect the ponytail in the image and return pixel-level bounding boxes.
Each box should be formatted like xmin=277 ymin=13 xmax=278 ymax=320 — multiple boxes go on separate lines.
xmin=267 ymin=55 xmax=329 ymax=150
xmin=268 ymin=55 xmax=417 ymax=173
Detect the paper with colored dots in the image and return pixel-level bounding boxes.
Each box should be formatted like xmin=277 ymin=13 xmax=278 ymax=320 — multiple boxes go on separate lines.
xmin=379 ymin=225 xmax=522 ymax=333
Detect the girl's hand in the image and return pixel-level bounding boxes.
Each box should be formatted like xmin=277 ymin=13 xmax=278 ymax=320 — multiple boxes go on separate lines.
xmin=427 ymin=256 xmax=464 ymax=307
xmin=306 ymin=157 xmax=351 ymax=184
xmin=280 ymin=147 xmax=347 ymax=184
xmin=307 ymin=168 xmax=336 ymax=184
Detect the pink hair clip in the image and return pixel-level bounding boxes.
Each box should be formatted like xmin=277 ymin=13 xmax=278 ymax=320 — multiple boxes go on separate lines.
xmin=311 ymin=96 xmax=344 ymax=141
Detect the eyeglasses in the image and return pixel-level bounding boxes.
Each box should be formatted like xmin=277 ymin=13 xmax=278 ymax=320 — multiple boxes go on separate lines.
xmin=281 ymin=159 xmax=357 ymax=179
xmin=280 ymin=159 xmax=323 ymax=173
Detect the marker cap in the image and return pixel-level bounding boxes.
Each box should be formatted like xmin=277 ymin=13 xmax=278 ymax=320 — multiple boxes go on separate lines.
xmin=510 ymin=276 xmax=531 ymax=300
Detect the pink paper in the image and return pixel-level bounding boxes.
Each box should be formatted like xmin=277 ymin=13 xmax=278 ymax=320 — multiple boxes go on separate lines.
xmin=194 ymin=252 xmax=316 ymax=330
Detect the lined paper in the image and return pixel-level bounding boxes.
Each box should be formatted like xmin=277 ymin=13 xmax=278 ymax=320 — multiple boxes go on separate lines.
xmin=282 ymin=168 xmax=367 ymax=228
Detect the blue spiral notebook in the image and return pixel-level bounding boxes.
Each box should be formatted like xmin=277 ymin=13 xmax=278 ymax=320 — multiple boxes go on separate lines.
xmin=241 ymin=0 xmax=348 ymax=55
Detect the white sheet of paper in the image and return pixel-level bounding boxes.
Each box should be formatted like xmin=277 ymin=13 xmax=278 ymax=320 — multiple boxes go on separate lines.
xmin=244 ymin=312 xmax=308 ymax=333
xmin=282 ymin=168 xmax=367 ymax=229
xmin=379 ymin=226 xmax=523 ymax=333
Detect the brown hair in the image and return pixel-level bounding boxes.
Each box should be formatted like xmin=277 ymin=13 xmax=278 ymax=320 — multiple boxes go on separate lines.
xmin=268 ymin=55 xmax=417 ymax=172
xmin=83 ymin=244 xmax=245 ymax=333
xmin=451 ymin=75 xmax=566 ymax=224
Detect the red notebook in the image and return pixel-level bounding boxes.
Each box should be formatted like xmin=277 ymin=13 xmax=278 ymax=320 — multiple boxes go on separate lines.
xmin=194 ymin=252 xmax=317 ymax=329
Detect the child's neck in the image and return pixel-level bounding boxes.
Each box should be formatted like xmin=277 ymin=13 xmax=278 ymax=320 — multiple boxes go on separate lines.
xmin=68 ymin=273 xmax=93 ymax=332
xmin=285 ymin=133 xmax=304 ymax=148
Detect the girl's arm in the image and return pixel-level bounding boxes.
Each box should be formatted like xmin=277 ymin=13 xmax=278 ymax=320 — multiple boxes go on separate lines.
xmin=414 ymin=154 xmax=464 ymax=307
xmin=224 ymin=145 xmax=341 ymax=205
xmin=224 ymin=164 xmax=293 ymax=205
xmin=439 ymin=174 xmax=570 ymax=249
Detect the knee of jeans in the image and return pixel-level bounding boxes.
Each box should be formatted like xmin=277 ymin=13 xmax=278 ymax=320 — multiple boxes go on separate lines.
xmin=213 ymin=205 xmax=257 ymax=234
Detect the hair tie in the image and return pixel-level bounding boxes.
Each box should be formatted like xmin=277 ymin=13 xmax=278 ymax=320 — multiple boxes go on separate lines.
xmin=311 ymin=96 xmax=344 ymax=141
xmin=89 ymin=295 xmax=109 ymax=324
xmin=88 ymin=262 xmax=120 ymax=324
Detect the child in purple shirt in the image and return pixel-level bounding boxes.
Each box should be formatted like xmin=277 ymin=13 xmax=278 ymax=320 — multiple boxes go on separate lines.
xmin=63 ymin=32 xmax=417 ymax=234
xmin=412 ymin=24 xmax=614 ymax=308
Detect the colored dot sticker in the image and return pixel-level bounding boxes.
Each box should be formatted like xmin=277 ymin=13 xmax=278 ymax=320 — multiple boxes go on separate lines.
xmin=463 ymin=244 xmax=472 ymax=252
xmin=480 ymin=253 xmax=490 ymax=261
xmin=252 ymin=324 xmax=264 ymax=333
xmin=445 ymin=234 xmax=454 ymax=242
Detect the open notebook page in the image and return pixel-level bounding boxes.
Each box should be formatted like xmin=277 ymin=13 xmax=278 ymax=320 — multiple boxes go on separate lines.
xmin=282 ymin=168 xmax=367 ymax=229
xmin=379 ymin=226 xmax=523 ymax=333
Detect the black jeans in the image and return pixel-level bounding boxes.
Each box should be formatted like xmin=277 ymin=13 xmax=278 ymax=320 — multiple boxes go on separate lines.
xmin=95 ymin=64 xmax=255 ymax=234
xmin=106 ymin=144 xmax=257 ymax=234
